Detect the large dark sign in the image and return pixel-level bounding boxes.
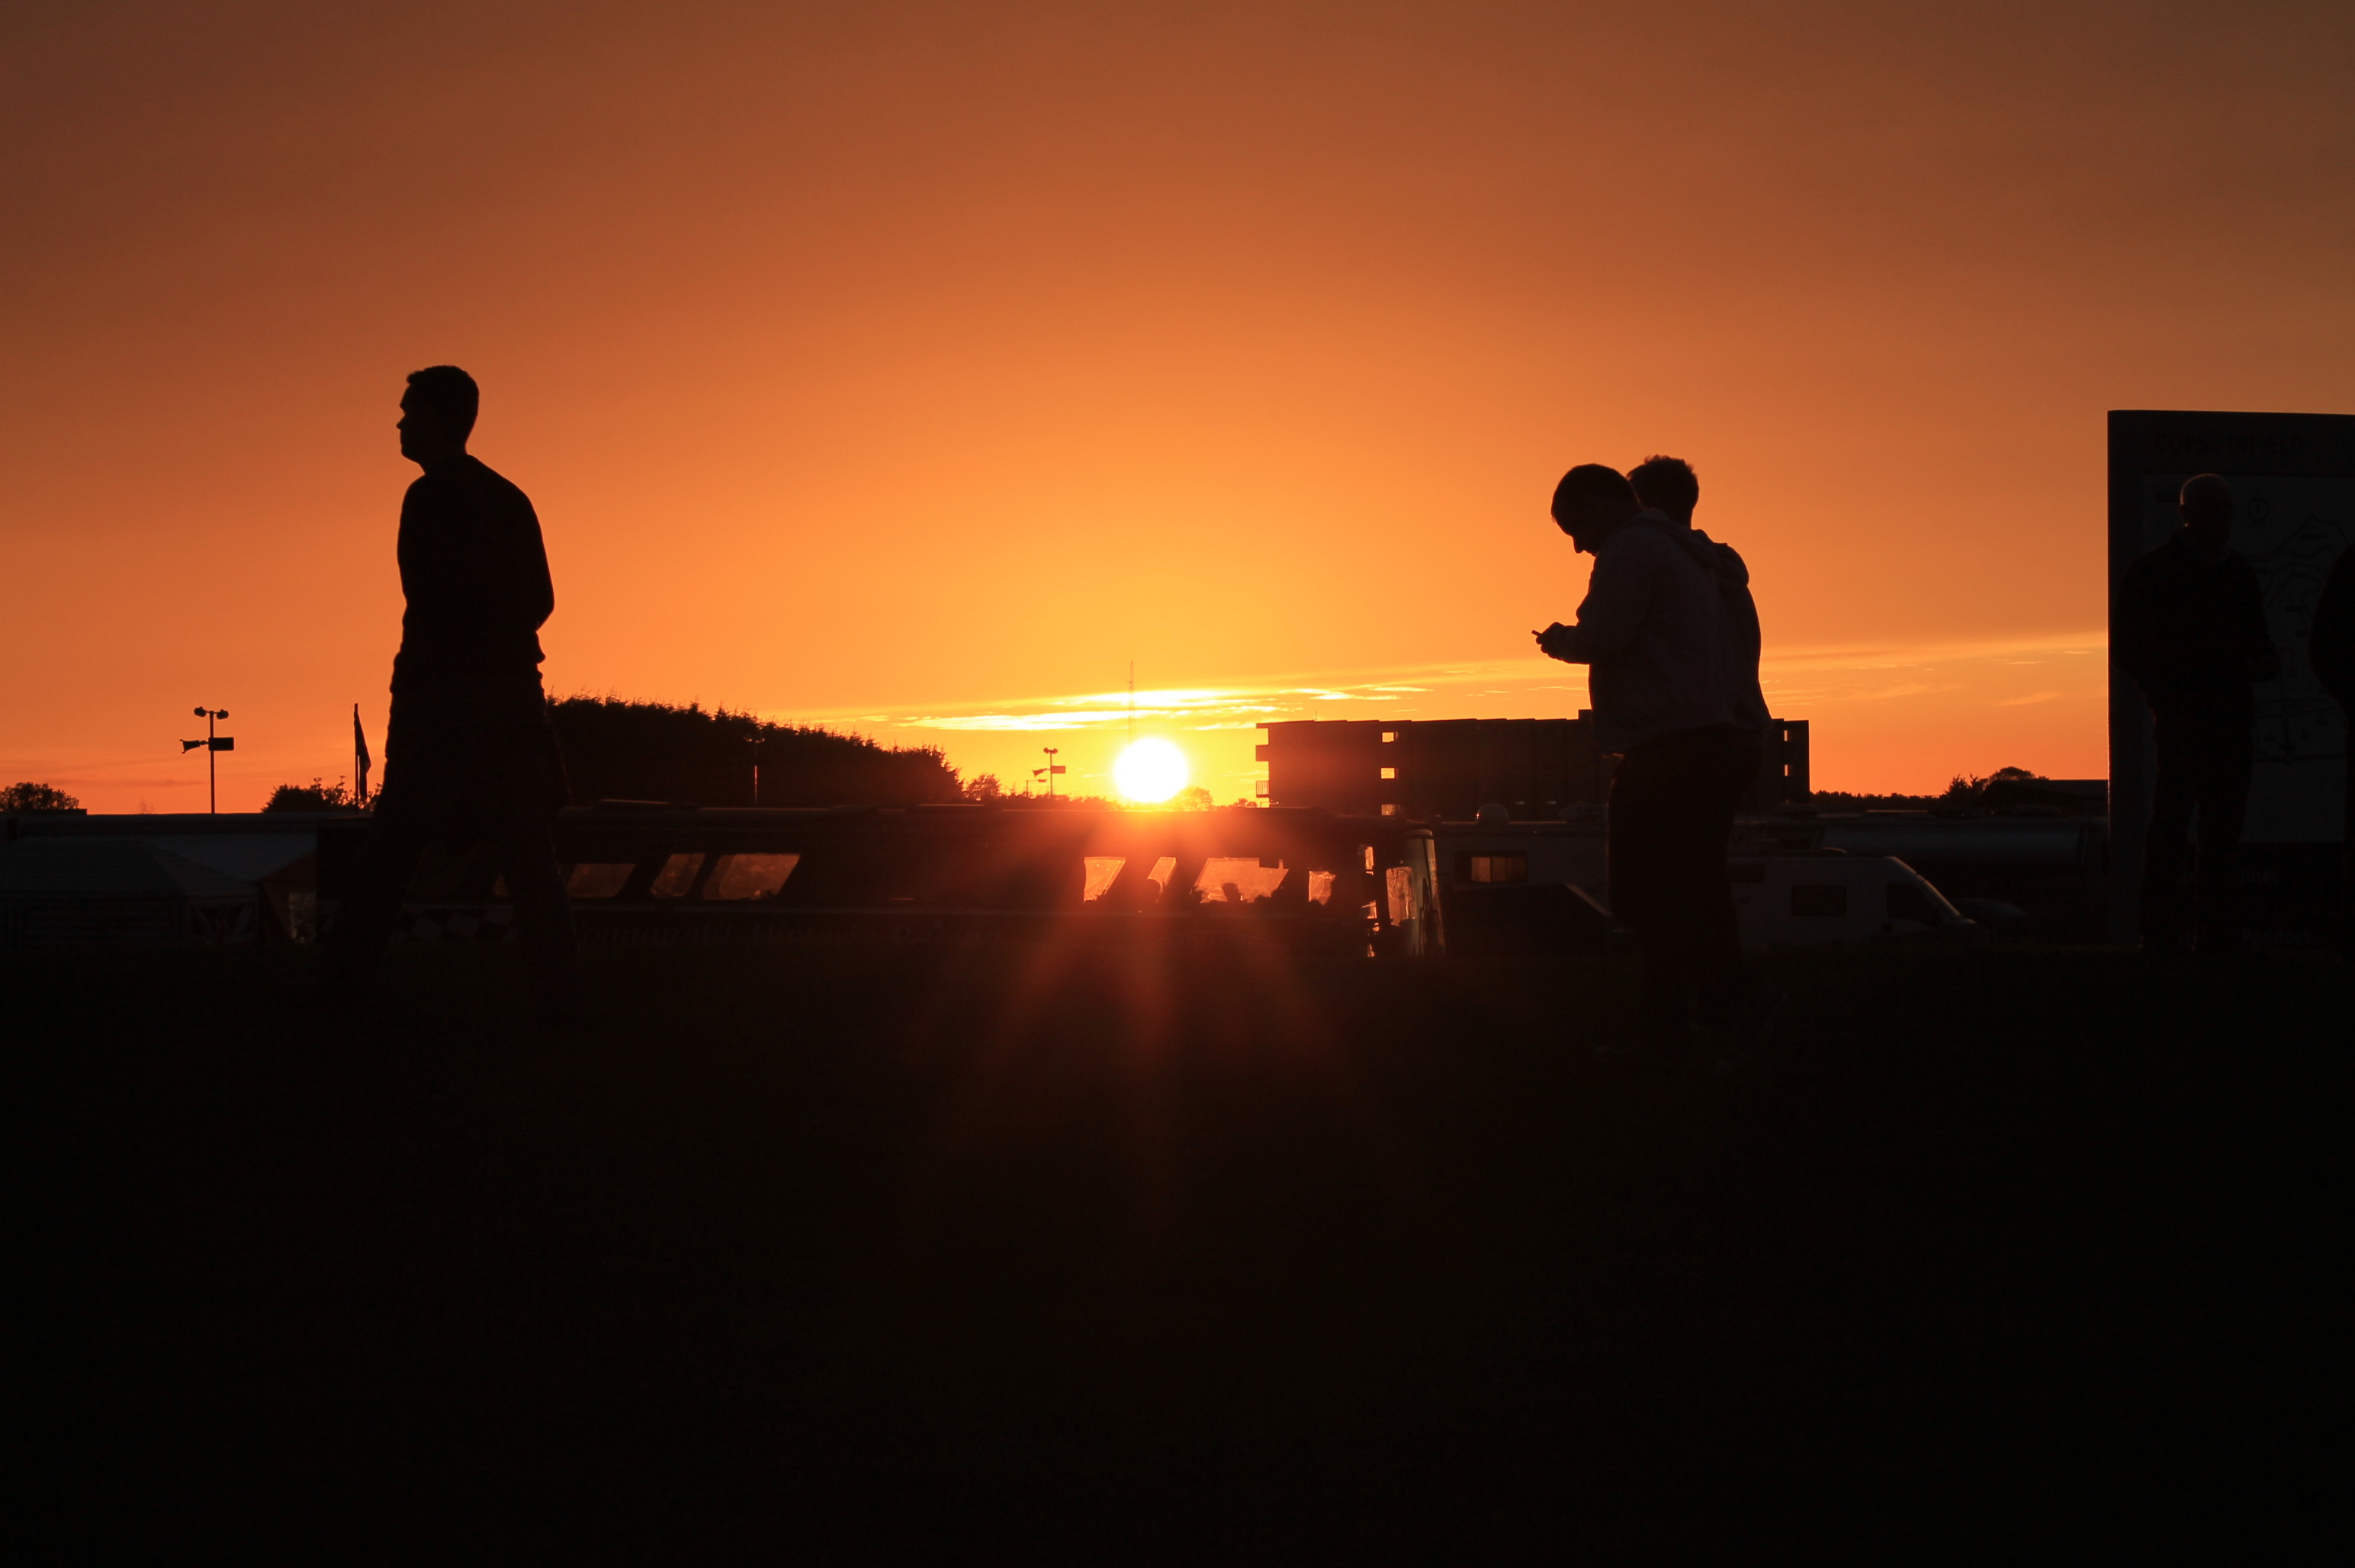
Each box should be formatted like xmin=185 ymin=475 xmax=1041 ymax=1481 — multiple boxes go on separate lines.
xmin=2108 ymin=410 xmax=2355 ymax=938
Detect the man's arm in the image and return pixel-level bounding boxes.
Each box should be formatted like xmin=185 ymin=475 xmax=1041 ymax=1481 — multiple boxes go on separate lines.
xmin=510 ymin=491 xmax=556 ymax=633
xmin=1541 ymin=534 xmax=1656 ymax=665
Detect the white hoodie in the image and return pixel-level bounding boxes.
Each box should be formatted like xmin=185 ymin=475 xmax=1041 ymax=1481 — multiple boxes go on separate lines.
xmin=1548 ymin=510 xmax=1736 ymax=752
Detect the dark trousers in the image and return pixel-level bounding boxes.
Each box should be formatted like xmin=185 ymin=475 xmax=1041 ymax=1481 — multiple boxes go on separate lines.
xmin=1608 ymin=725 xmax=1756 ymax=1046
xmin=324 ymin=711 xmax=581 ymax=1004
xmin=2141 ymin=702 xmax=2254 ymax=949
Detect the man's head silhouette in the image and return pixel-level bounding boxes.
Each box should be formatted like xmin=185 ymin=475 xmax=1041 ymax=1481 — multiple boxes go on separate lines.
xmin=399 ymin=365 xmax=479 ymax=471
xmin=1629 ymin=455 xmax=1699 ymax=527
xmin=2180 ymin=473 xmax=2235 ymax=557
xmin=1550 ymin=464 xmax=1640 ymax=554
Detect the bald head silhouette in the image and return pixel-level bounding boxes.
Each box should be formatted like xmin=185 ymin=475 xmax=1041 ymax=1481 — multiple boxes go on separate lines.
xmin=2180 ymin=473 xmax=2235 ymax=557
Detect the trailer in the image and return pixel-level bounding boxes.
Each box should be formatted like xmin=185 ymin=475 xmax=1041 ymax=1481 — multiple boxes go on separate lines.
xmin=313 ymin=803 xmax=1446 ymax=958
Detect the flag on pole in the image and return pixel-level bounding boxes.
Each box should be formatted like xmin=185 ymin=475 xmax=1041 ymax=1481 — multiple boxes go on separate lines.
xmin=353 ymin=704 xmax=372 ymax=806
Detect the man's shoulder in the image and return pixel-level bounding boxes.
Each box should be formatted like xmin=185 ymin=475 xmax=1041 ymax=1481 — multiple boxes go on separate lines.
xmin=1605 ymin=522 xmax=1680 ymax=562
xmin=2122 ymin=537 xmax=2182 ymax=582
xmin=1690 ymin=529 xmax=1750 ymax=585
xmin=455 ymin=455 xmax=532 ymax=503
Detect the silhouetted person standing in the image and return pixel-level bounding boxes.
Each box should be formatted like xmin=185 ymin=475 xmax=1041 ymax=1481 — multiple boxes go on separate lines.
xmin=323 ymin=367 xmax=584 ymax=1014
xmin=2114 ymin=474 xmax=2279 ymax=955
xmin=2306 ymin=543 xmax=2355 ymax=940
xmin=1627 ymin=453 xmax=1782 ymax=1048
xmin=1537 ymin=464 xmax=1756 ymax=1065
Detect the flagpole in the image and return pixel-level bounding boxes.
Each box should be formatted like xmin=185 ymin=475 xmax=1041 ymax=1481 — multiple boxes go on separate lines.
xmin=353 ymin=703 xmax=372 ymax=808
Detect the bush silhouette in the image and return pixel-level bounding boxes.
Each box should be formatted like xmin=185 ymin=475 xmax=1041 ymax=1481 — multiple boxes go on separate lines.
xmin=262 ymin=778 xmax=359 ymax=813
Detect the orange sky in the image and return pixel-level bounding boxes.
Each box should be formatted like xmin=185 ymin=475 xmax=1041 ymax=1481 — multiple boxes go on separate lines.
xmin=5 ymin=2 xmax=2352 ymax=811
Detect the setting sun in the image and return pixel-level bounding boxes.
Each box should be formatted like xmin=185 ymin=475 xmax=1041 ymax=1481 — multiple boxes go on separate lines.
xmin=1113 ymin=738 xmax=1189 ymax=805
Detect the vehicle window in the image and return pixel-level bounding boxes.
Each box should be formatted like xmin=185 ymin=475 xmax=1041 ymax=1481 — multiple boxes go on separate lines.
xmin=1885 ymin=882 xmax=1940 ymax=924
xmin=1791 ymin=884 xmax=1847 ymax=917
xmin=1457 ymin=852 xmax=1529 ymax=884
xmin=1306 ymin=869 xmax=1338 ymax=905
xmin=564 ymin=863 xmax=635 ymax=899
xmin=1144 ymin=856 xmax=1177 ymax=898
xmin=1082 ymin=856 xmax=1126 ymax=902
xmin=704 ymin=852 xmax=799 ymax=901
xmin=649 ymin=852 xmax=705 ymax=899
xmin=1386 ymin=865 xmax=1416 ymax=925
xmin=1194 ymin=856 xmax=1288 ymax=903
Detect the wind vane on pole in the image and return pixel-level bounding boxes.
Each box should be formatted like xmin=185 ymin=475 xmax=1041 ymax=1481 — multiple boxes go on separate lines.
xmin=1034 ymin=746 xmax=1065 ymax=798
xmin=181 ymin=706 xmax=233 ymax=814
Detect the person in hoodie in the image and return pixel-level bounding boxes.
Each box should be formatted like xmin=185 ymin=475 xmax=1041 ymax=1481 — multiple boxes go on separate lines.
xmin=1537 ymin=464 xmax=1759 ymax=1065
xmin=1627 ymin=455 xmax=1782 ymax=1039
xmin=1628 ymin=455 xmax=1772 ymax=767
xmin=2112 ymin=473 xmax=2280 ymax=954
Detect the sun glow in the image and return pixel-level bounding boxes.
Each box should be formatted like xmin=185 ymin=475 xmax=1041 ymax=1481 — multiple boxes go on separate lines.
xmin=1113 ymin=738 xmax=1189 ymax=804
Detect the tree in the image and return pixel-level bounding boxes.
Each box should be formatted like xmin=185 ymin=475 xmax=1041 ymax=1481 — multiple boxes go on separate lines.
xmin=0 ymin=781 xmax=80 ymax=811
xmin=548 ymin=696 xmax=962 ymax=808
xmin=962 ymin=772 xmax=1004 ymax=802
xmin=1936 ymin=766 xmax=2043 ymax=808
xmin=1170 ymin=786 xmax=1215 ymax=811
xmin=262 ymin=778 xmax=358 ymax=813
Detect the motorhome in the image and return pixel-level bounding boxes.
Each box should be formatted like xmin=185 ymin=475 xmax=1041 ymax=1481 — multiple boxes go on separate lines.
xmin=1431 ymin=813 xmax=1980 ymax=953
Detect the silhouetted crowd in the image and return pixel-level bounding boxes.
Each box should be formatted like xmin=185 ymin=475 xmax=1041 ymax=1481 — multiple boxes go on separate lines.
xmin=319 ymin=365 xmax=2355 ymax=1036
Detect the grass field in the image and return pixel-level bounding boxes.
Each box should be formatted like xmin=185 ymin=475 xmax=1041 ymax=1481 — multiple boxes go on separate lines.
xmin=8 ymin=933 xmax=2345 ymax=1556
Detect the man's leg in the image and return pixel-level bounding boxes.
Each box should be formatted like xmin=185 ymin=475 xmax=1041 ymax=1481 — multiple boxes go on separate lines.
xmin=483 ymin=738 xmax=584 ymax=1013
xmin=2141 ymin=708 xmax=2198 ymax=950
xmin=321 ymin=770 xmax=440 ymax=992
xmin=1689 ymin=737 xmax=1760 ymax=1025
xmin=2192 ymin=715 xmax=2254 ymax=953
xmin=1607 ymin=739 xmax=1688 ymax=1056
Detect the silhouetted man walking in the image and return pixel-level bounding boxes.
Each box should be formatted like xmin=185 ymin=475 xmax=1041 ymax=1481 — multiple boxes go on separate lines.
xmin=1538 ymin=464 xmax=1756 ymax=1065
xmin=324 ymin=366 xmax=583 ymax=1014
xmin=2307 ymin=543 xmax=2355 ymax=940
xmin=2113 ymin=473 xmax=2279 ymax=954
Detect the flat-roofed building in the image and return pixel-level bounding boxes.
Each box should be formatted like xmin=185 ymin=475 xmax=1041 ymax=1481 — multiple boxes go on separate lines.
xmin=1258 ymin=715 xmax=1808 ymax=819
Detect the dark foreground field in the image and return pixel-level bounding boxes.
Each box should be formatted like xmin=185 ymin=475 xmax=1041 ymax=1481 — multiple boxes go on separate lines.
xmin=7 ymin=933 xmax=2346 ymax=1557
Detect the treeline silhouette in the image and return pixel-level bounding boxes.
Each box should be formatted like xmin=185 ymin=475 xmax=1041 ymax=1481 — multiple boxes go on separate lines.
xmin=550 ymin=696 xmax=959 ymax=808
xmin=1810 ymin=766 xmax=2048 ymax=813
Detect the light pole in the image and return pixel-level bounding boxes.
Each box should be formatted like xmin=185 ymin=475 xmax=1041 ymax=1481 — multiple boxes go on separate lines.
xmin=182 ymin=706 xmax=233 ymax=814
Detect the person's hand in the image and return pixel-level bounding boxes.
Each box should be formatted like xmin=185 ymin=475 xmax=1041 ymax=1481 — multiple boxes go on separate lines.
xmin=1533 ymin=623 xmax=1573 ymax=660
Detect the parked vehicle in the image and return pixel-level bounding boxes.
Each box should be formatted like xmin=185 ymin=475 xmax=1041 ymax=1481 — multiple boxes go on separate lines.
xmin=1727 ymin=851 xmax=1978 ymax=951
xmin=1431 ymin=815 xmax=1978 ymax=954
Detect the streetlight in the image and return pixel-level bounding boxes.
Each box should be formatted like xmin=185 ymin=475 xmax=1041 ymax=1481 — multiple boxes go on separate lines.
xmin=182 ymin=706 xmax=233 ymax=814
